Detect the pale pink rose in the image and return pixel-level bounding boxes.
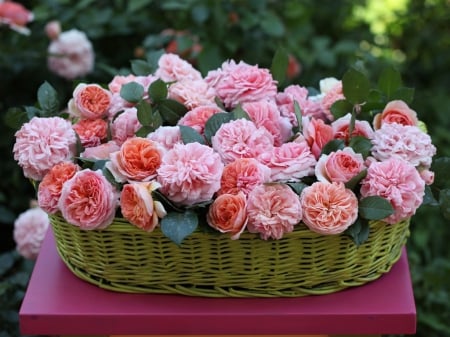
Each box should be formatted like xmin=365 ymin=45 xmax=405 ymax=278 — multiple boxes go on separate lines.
xmin=107 ymin=93 xmax=135 ymax=119
xmin=13 ymin=116 xmax=77 ymax=180
xmin=242 ymin=100 xmax=292 ymax=146
xmin=72 ymin=118 xmax=108 ymax=147
xmin=177 ymin=105 xmax=222 ymax=135
xmin=168 ymin=78 xmax=216 ymax=109
xmin=205 ymin=60 xmax=277 ymax=109
xmin=111 ymin=107 xmax=141 ymax=145
xmin=108 ymin=74 xmax=137 ymax=94
xmin=218 ymin=158 xmax=271 ymax=196
xmin=147 ymin=126 xmax=182 ymax=151
xmin=315 ymin=147 xmax=365 ymax=183
xmin=332 ymin=113 xmax=374 ymax=143
xmin=321 ymin=80 xmax=344 ymax=121
xmin=419 ymin=169 xmax=435 ymax=185
xmin=361 ymin=158 xmax=425 ymax=224
xmin=0 ymin=1 xmax=33 ymax=35
xmin=47 ymin=29 xmax=94 ymax=80
xmin=371 ymin=123 xmax=436 ymax=169
xmin=120 ymin=181 xmax=167 ymax=232
xmin=68 ymin=83 xmax=112 ymax=120
xmin=211 ymin=119 xmax=274 ymax=164
xmin=80 ymin=141 xmax=120 ymax=160
xmin=13 ymin=207 xmax=49 ymax=260
xmin=247 ymin=183 xmax=302 ymax=240
xmin=157 ymin=142 xmax=224 ymax=206
xmin=58 ymin=169 xmax=119 ymax=230
xmin=302 ymin=117 xmax=334 ymax=159
xmin=207 ymin=192 xmax=248 ymax=240
xmin=301 ymin=181 xmax=358 ymax=234
xmin=373 ymin=100 xmax=419 ymax=129
xmin=259 ymin=141 xmax=316 ymax=182
xmin=319 ymin=77 xmax=340 ymax=94
xmin=155 ymin=53 xmax=202 ymax=82
xmin=45 ymin=20 xmax=60 ymax=40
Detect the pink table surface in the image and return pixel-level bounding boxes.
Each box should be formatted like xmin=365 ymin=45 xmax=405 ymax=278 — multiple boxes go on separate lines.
xmin=19 ymin=229 xmax=416 ymax=336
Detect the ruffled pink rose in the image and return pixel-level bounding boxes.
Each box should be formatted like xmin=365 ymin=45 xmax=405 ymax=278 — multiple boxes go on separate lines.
xmin=14 ymin=207 xmax=49 ymax=260
xmin=247 ymin=183 xmax=302 ymax=240
xmin=73 ymin=118 xmax=108 ymax=147
xmin=81 ymin=141 xmax=120 ymax=160
xmin=361 ymin=158 xmax=425 ymax=224
xmin=47 ymin=29 xmax=94 ymax=80
xmin=301 ymin=181 xmax=358 ymax=235
xmin=107 ymin=92 xmax=135 ymax=119
xmin=205 ymin=60 xmax=277 ymax=109
xmin=315 ymin=147 xmax=365 ymax=183
xmin=168 ymin=79 xmax=216 ymax=110
xmin=13 ymin=116 xmax=77 ymax=181
xmin=373 ymin=100 xmax=418 ymax=129
xmin=211 ymin=118 xmax=274 ymax=164
xmin=157 ymin=142 xmax=224 ymax=206
xmin=332 ymin=113 xmax=374 ymax=143
xmin=147 ymin=126 xmax=182 ymax=151
xmin=111 ymin=107 xmax=141 ymax=145
xmin=302 ymin=117 xmax=334 ymax=159
xmin=58 ymin=169 xmax=119 ymax=230
xmin=259 ymin=141 xmax=316 ymax=182
xmin=218 ymin=158 xmax=271 ymax=196
xmin=155 ymin=53 xmax=202 ymax=82
xmin=177 ymin=105 xmax=222 ymax=135
xmin=68 ymin=83 xmax=112 ymax=120
xmin=371 ymin=123 xmax=436 ymax=169
xmin=207 ymin=192 xmax=248 ymax=240
xmin=120 ymin=181 xmax=167 ymax=232
xmin=37 ymin=161 xmax=80 ymax=214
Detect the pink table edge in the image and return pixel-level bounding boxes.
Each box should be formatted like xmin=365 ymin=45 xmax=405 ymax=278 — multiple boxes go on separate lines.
xmin=19 ymin=228 xmax=416 ymax=336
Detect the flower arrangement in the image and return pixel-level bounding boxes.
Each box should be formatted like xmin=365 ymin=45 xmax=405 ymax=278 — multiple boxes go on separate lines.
xmin=12 ymin=51 xmax=442 ymax=247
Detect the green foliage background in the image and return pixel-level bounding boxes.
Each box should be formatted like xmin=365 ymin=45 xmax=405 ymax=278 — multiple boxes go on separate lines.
xmin=1 ymin=1 xmax=449 ymax=336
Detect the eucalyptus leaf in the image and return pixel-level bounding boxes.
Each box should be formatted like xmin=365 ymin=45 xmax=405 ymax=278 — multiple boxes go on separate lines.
xmin=158 ymin=99 xmax=187 ymax=125
xmin=204 ymin=112 xmax=234 ymax=143
xmin=148 ymin=79 xmax=168 ymax=103
xmin=160 ymin=210 xmax=198 ymax=245
xmin=37 ymin=82 xmax=59 ymax=115
xmin=359 ymin=196 xmax=394 ymax=220
xmin=136 ymin=100 xmax=153 ymax=125
xmin=120 ymin=82 xmax=144 ymax=103
xmin=179 ymin=125 xmax=205 ymax=145
xmin=286 ymin=182 xmax=308 ymax=195
xmin=232 ymin=104 xmax=251 ymax=120
xmin=342 ymin=68 xmax=370 ymax=104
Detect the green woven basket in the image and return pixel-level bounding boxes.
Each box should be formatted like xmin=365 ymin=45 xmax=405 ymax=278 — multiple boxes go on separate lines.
xmin=50 ymin=214 xmax=409 ymax=297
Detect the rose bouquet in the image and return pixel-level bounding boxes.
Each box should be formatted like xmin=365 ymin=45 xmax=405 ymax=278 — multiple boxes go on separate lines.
xmin=11 ymin=51 xmax=448 ymax=296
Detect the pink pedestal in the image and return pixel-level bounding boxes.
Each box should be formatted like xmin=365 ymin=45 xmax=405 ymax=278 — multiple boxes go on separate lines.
xmin=19 ymin=229 xmax=416 ymax=336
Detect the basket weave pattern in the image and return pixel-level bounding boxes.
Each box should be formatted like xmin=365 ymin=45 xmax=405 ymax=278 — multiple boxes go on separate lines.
xmin=50 ymin=214 xmax=409 ymax=297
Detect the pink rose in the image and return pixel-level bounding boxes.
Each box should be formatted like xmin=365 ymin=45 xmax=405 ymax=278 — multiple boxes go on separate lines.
xmin=157 ymin=142 xmax=224 ymax=206
xmin=361 ymin=158 xmax=425 ymax=224
xmin=13 ymin=116 xmax=77 ymax=180
xmin=168 ymin=79 xmax=216 ymax=109
xmin=45 ymin=20 xmax=60 ymax=40
xmin=371 ymin=123 xmax=436 ymax=169
xmin=207 ymin=192 xmax=248 ymax=240
xmin=107 ymin=93 xmax=135 ymax=119
xmin=73 ymin=118 xmax=108 ymax=147
xmin=147 ymin=126 xmax=182 ymax=151
xmin=81 ymin=141 xmax=120 ymax=160
xmin=205 ymin=60 xmax=277 ymax=109
xmin=108 ymin=74 xmax=137 ymax=94
xmin=155 ymin=53 xmax=202 ymax=82
xmin=47 ymin=29 xmax=94 ymax=80
xmin=58 ymin=169 xmax=119 ymax=230
xmin=218 ymin=158 xmax=271 ymax=196
xmin=68 ymin=83 xmax=112 ymax=120
xmin=315 ymin=147 xmax=365 ymax=183
xmin=120 ymin=181 xmax=167 ymax=232
xmin=302 ymin=117 xmax=334 ymax=159
xmin=211 ymin=118 xmax=274 ymax=164
xmin=301 ymin=181 xmax=358 ymax=235
xmin=259 ymin=141 xmax=316 ymax=182
xmin=321 ymin=80 xmax=344 ymax=121
xmin=373 ymin=100 xmax=418 ymax=129
xmin=331 ymin=113 xmax=374 ymax=143
xmin=247 ymin=183 xmax=302 ymax=240
xmin=177 ymin=105 xmax=222 ymax=135
xmin=111 ymin=107 xmax=141 ymax=145
xmin=0 ymin=1 xmax=33 ymax=35
xmin=419 ymin=168 xmax=435 ymax=185
xmin=13 ymin=207 xmax=49 ymax=260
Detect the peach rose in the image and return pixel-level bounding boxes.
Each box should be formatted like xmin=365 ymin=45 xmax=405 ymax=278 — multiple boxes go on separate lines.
xmin=207 ymin=192 xmax=247 ymax=240
xmin=37 ymin=161 xmax=80 ymax=214
xmin=81 ymin=141 xmax=120 ymax=160
xmin=300 ymin=181 xmax=358 ymax=235
xmin=302 ymin=117 xmax=334 ymax=159
xmin=73 ymin=118 xmax=108 ymax=147
xmin=120 ymin=181 xmax=167 ymax=232
xmin=373 ymin=100 xmax=418 ymax=129
xmin=315 ymin=147 xmax=365 ymax=183
xmin=107 ymin=137 xmax=163 ymax=183
xmin=177 ymin=105 xmax=222 ymax=135
xmin=331 ymin=113 xmax=374 ymax=144
xmin=68 ymin=83 xmax=112 ymax=120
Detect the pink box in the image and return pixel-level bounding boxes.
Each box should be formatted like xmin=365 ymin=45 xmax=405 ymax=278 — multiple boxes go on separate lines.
xmin=19 ymin=229 xmax=416 ymax=336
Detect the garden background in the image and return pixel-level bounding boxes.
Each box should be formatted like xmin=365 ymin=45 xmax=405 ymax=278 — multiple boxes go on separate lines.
xmin=1 ymin=1 xmax=449 ymax=336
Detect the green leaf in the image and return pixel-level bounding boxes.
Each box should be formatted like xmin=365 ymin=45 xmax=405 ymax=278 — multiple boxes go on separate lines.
xmin=0 ymin=251 xmax=17 ymax=275
xmin=391 ymin=87 xmax=415 ymax=104
xmin=422 ymin=185 xmax=439 ymax=206
xmin=179 ymin=125 xmax=205 ymax=145
xmin=160 ymin=210 xmax=198 ymax=245
xmin=120 ymin=82 xmax=144 ymax=103
xmin=135 ymin=125 xmax=157 ymax=137
xmin=127 ymin=0 xmax=152 ymax=13
xmin=270 ymin=47 xmax=289 ymax=85
xmin=345 ymin=169 xmax=367 ymax=190
xmin=439 ymin=188 xmax=450 ymax=220
xmin=345 ymin=218 xmax=370 ymax=246
xmin=37 ymin=82 xmax=59 ymax=115
xmin=130 ymin=59 xmax=153 ymax=76
xmin=145 ymin=49 xmax=165 ymax=71
xmin=204 ymin=112 xmax=234 ymax=144
xmin=148 ymin=79 xmax=168 ymax=103
xmin=158 ymin=99 xmax=187 ymax=125
xmin=342 ymin=68 xmax=370 ymax=104
xmin=377 ymin=65 xmax=402 ymax=99
xmin=286 ymin=182 xmax=308 ymax=195
xmin=4 ymin=108 xmax=30 ymax=129
xmin=293 ymin=100 xmax=303 ymax=133
xmin=359 ymin=196 xmax=394 ymax=220
xmin=349 ymin=136 xmax=372 ymax=158
xmin=136 ymin=100 xmax=153 ymax=125
xmin=232 ymin=104 xmax=251 ymax=120
xmin=261 ymin=10 xmax=285 ymax=37
xmin=321 ymin=139 xmax=345 ymax=155
xmin=431 ymin=157 xmax=450 ymax=189
xmin=331 ymin=99 xmax=353 ymax=119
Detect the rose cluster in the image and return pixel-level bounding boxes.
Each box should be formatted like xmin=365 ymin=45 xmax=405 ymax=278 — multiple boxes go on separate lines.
xmin=13 ymin=53 xmax=436 ymax=242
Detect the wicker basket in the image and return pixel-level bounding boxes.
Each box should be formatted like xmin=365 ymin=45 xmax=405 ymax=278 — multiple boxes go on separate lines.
xmin=50 ymin=214 xmax=409 ymax=297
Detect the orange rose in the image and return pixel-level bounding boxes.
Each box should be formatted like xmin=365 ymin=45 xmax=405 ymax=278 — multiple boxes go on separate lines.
xmin=69 ymin=83 xmax=112 ymax=120
xmin=73 ymin=118 xmax=108 ymax=147
xmin=373 ymin=100 xmax=418 ymax=129
xmin=207 ymin=192 xmax=247 ymax=240
xmin=108 ymin=137 xmax=163 ymax=182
